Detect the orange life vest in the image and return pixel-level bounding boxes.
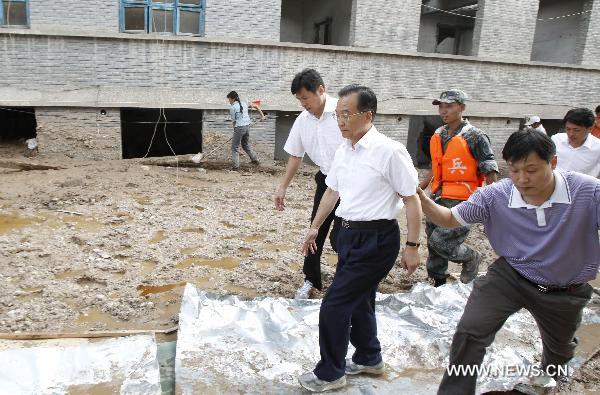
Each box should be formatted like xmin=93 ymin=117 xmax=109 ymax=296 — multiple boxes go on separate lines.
xmin=430 ymin=126 xmax=484 ymax=200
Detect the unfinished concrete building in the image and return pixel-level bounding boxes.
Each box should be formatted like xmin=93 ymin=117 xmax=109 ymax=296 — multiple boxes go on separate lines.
xmin=1 ymin=0 xmax=599 ymax=165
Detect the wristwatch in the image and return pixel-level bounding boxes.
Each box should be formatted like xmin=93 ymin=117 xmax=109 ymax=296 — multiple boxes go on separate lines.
xmin=405 ymin=241 xmax=420 ymax=247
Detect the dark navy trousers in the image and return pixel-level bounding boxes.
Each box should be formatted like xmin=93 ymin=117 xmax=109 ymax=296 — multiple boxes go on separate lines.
xmin=303 ymin=171 xmax=341 ymax=290
xmin=313 ymin=221 xmax=400 ymax=381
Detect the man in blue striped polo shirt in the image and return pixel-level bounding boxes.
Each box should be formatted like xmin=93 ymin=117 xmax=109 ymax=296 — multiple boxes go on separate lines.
xmin=417 ymin=129 xmax=599 ymax=394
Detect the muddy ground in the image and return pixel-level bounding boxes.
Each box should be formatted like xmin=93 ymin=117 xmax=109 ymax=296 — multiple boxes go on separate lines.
xmin=0 ymin=136 xmax=598 ymax=394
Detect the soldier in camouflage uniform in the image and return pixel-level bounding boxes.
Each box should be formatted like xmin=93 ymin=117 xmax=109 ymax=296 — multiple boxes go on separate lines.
xmin=420 ymin=90 xmax=498 ymax=287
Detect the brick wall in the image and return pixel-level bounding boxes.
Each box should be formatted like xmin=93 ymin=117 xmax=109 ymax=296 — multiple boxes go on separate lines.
xmin=575 ymin=0 xmax=600 ymax=67
xmin=473 ymin=0 xmax=540 ymax=62
xmin=350 ymin=0 xmax=421 ymax=51
xmin=29 ymin=0 xmax=119 ymax=32
xmin=18 ymin=0 xmax=600 ymax=69
xmin=373 ymin=114 xmax=409 ymax=144
xmin=204 ymin=0 xmax=281 ymax=40
xmin=26 ymin=0 xmax=281 ymax=40
xmin=1 ymin=35 xmax=598 ymax=109
xmin=36 ymin=107 xmax=121 ymax=160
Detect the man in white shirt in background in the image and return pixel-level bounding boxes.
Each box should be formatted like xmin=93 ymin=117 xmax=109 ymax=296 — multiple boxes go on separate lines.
xmin=525 ymin=115 xmax=547 ymax=134
xmin=551 ymin=108 xmax=600 ymax=178
xmin=297 ymin=84 xmax=422 ymax=392
xmin=274 ymin=69 xmax=344 ymax=298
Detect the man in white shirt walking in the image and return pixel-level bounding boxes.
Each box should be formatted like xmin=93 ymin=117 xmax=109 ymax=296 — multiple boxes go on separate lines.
xmin=551 ymin=108 xmax=600 ymax=178
xmin=274 ymin=69 xmax=344 ymax=298
xmin=297 ymin=85 xmax=422 ymax=392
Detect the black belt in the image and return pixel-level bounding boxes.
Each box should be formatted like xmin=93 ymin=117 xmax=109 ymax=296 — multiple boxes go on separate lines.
xmin=340 ymin=219 xmax=397 ymax=230
xmin=522 ymin=276 xmax=584 ymax=293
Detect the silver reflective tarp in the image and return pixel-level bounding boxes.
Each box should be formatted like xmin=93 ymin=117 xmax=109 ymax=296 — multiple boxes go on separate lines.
xmin=0 ymin=334 xmax=161 ymax=394
xmin=176 ymin=282 xmax=599 ymax=394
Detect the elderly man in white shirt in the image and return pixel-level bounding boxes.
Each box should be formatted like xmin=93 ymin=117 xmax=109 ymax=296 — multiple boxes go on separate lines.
xmin=551 ymin=108 xmax=600 ymax=178
xmin=274 ymin=69 xmax=344 ymax=298
xmin=297 ymin=84 xmax=423 ymax=392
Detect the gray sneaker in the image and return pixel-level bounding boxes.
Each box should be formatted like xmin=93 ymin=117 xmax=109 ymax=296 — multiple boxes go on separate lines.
xmin=460 ymin=251 xmax=481 ymax=283
xmin=345 ymin=359 xmax=385 ymax=375
xmin=298 ymin=372 xmax=346 ymax=392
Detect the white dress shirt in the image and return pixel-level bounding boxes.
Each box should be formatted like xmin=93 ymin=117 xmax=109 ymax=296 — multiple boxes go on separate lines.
xmin=283 ymin=95 xmax=343 ymax=175
xmin=325 ymin=126 xmax=419 ymax=221
xmin=552 ymin=133 xmax=600 ymax=178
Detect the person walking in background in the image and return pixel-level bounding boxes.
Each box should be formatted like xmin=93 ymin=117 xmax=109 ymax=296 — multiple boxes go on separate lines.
xmin=274 ymin=69 xmax=343 ymax=299
xmin=525 ymin=115 xmax=547 ymax=134
xmin=551 ymin=108 xmax=600 ymax=178
xmin=227 ymin=90 xmax=261 ymax=171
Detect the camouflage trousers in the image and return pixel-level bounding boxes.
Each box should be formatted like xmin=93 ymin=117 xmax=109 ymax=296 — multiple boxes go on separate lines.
xmin=425 ymin=197 xmax=476 ymax=281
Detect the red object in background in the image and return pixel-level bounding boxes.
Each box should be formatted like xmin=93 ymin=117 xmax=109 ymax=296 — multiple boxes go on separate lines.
xmin=250 ymin=99 xmax=262 ymax=107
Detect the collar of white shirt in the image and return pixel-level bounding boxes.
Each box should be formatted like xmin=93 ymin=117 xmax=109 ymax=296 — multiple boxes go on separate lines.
xmin=580 ymin=134 xmax=598 ymax=149
xmin=508 ymin=170 xmax=571 ymax=210
xmin=560 ymin=132 xmax=597 ymax=150
xmin=344 ymin=125 xmax=378 ymax=150
xmin=308 ymin=94 xmax=337 ymax=120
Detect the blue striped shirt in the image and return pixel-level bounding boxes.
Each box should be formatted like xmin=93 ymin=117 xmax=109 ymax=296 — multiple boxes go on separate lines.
xmin=451 ymin=170 xmax=600 ymax=286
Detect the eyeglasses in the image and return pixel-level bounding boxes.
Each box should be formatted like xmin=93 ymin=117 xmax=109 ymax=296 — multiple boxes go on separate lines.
xmin=332 ymin=111 xmax=369 ymax=122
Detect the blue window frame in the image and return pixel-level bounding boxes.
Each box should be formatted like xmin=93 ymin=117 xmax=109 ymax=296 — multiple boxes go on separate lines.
xmin=120 ymin=0 xmax=205 ymax=36
xmin=0 ymin=0 xmax=30 ymax=27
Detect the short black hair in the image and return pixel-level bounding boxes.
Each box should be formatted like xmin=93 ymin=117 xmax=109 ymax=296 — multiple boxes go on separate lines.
xmin=595 ymin=105 xmax=600 ymax=115
xmin=502 ymin=128 xmax=556 ymax=163
xmin=291 ymin=69 xmax=324 ymax=94
xmin=338 ymin=84 xmax=377 ymax=120
xmin=563 ymin=107 xmax=595 ymax=128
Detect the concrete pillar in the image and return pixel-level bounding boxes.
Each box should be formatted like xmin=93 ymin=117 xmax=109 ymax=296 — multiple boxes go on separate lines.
xmin=350 ymin=0 xmax=421 ymax=51
xmin=575 ymin=0 xmax=600 ymax=66
xmin=472 ymin=0 xmax=539 ymax=61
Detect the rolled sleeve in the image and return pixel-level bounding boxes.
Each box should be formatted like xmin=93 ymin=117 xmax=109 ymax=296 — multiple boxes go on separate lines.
xmin=385 ymin=144 xmax=419 ymax=196
xmin=283 ymin=118 xmax=305 ymax=157
xmin=479 ymin=159 xmax=499 ymax=175
xmin=451 ymin=187 xmax=491 ymax=225
xmin=466 ymin=131 xmax=499 ymax=174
